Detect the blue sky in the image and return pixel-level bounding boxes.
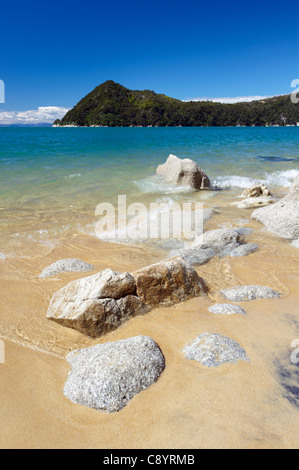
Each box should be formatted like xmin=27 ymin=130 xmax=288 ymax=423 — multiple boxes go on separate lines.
xmin=0 ymin=0 xmax=298 ymax=121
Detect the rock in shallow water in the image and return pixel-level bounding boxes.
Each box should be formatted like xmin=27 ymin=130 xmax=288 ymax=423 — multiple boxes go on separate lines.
xmin=183 ymin=333 xmax=249 ymax=367
xmin=156 ymin=154 xmax=210 ymax=190
xmin=291 ymin=239 xmax=299 ymax=248
xmin=231 ymin=196 xmax=274 ymax=209
xmin=39 ymin=258 xmax=93 ymax=278
xmin=64 ymin=335 xmax=165 ymax=412
xmin=221 ymin=285 xmax=280 ymax=302
xmin=220 ymin=243 xmax=258 ymax=258
xmin=208 ymin=303 xmax=247 ymax=315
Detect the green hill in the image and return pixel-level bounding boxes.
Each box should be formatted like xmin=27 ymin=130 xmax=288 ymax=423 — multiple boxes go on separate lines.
xmin=54 ymin=80 xmax=299 ymax=127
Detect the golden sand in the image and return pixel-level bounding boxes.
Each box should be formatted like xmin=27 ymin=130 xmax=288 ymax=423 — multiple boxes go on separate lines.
xmin=0 ymin=192 xmax=299 ymax=449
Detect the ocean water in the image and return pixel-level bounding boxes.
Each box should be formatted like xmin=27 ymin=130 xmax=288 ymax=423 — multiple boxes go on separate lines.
xmin=0 ymin=126 xmax=298 ymax=250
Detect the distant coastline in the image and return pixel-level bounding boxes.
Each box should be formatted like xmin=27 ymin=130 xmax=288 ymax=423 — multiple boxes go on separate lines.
xmin=53 ymin=80 xmax=299 ymax=128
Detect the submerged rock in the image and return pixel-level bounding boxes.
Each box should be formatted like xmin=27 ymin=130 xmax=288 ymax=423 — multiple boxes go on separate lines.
xmin=232 ymin=196 xmax=274 ymax=209
xmin=193 ymin=228 xmax=240 ymax=249
xmin=175 ymin=247 xmax=215 ymax=266
xmin=208 ymin=303 xmax=247 ymax=315
xmin=39 ymin=258 xmax=93 ymax=278
xmin=132 ymin=257 xmax=206 ymax=307
xmin=183 ymin=333 xmax=249 ymax=367
xmin=64 ymin=336 xmax=165 ymax=412
xmin=220 ymin=243 xmax=258 ymax=258
xmin=221 ymin=285 xmax=280 ymax=302
xmin=156 ymin=154 xmax=210 ymax=190
xmin=252 ymin=176 xmax=299 ymax=239
xmin=241 ymin=184 xmax=272 ymax=198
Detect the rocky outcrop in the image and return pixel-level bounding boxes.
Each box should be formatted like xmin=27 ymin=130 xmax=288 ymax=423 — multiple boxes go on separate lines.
xmin=64 ymin=336 xmax=165 ymax=412
xmin=39 ymin=259 xmax=93 ymax=278
xmin=241 ymin=184 xmax=272 ymax=198
xmin=221 ymin=285 xmax=280 ymax=302
xmin=156 ymin=154 xmax=210 ymax=190
xmin=183 ymin=333 xmax=249 ymax=367
xmin=252 ymin=176 xmax=299 ymax=239
xmin=208 ymin=303 xmax=247 ymax=315
xmin=47 ymin=258 xmax=206 ymax=337
xmin=132 ymin=257 xmax=206 ymax=307
xmin=47 ymin=269 xmax=148 ymax=337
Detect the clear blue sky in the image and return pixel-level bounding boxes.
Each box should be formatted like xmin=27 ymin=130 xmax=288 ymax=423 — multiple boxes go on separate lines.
xmin=1 ymin=0 xmax=299 ymax=111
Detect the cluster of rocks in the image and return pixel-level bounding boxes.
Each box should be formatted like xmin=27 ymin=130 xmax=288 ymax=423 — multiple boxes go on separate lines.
xmin=231 ymin=184 xmax=274 ymax=209
xmin=43 ymin=160 xmax=297 ymax=414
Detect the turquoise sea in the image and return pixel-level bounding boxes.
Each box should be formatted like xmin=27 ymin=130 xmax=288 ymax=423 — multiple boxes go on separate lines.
xmin=0 ymin=127 xmax=298 ymax=252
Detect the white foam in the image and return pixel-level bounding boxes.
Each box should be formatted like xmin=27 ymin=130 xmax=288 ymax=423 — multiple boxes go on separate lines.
xmin=133 ymin=175 xmax=195 ymax=194
xmin=214 ymin=169 xmax=299 ymax=190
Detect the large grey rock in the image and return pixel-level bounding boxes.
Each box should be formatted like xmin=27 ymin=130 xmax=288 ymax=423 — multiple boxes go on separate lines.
xmin=47 ymin=269 xmax=148 ymax=337
xmin=193 ymin=228 xmax=240 ymax=249
xmin=39 ymin=258 xmax=93 ymax=278
xmin=241 ymin=184 xmax=272 ymax=198
xmin=252 ymin=177 xmax=299 ymax=239
xmin=64 ymin=336 xmax=165 ymax=412
xmin=132 ymin=257 xmax=206 ymax=307
xmin=208 ymin=303 xmax=247 ymax=315
xmin=183 ymin=333 xmax=249 ymax=367
xmin=156 ymin=154 xmax=210 ymax=190
xmin=221 ymin=285 xmax=280 ymax=302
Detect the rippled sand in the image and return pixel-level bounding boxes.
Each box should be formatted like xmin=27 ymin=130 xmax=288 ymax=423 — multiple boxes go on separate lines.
xmin=1 ymin=190 xmax=299 ymax=449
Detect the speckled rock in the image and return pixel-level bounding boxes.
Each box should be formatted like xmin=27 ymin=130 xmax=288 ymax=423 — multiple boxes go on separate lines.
xmin=221 ymin=285 xmax=280 ymax=302
xmin=156 ymin=154 xmax=210 ymax=190
xmin=183 ymin=333 xmax=249 ymax=367
xmin=175 ymin=247 xmax=215 ymax=266
xmin=39 ymin=258 xmax=93 ymax=278
xmin=64 ymin=336 xmax=165 ymax=412
xmin=208 ymin=303 xmax=247 ymax=315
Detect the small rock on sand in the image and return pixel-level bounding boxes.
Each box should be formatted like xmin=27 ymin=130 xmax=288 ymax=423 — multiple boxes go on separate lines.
xmin=208 ymin=303 xmax=247 ymax=315
xmin=183 ymin=333 xmax=249 ymax=367
xmin=221 ymin=285 xmax=280 ymax=302
xmin=39 ymin=258 xmax=93 ymax=278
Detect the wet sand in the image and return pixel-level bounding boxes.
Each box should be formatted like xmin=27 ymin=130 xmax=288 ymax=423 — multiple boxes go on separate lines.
xmin=1 ymin=192 xmax=299 ymax=449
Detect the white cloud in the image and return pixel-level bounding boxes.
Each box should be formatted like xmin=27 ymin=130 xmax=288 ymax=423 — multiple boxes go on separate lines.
xmin=0 ymin=106 xmax=69 ymax=125
xmin=182 ymin=95 xmax=279 ymax=104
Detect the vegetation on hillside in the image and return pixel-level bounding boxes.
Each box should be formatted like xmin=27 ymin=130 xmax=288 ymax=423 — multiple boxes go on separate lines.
xmin=54 ymin=81 xmax=299 ymax=127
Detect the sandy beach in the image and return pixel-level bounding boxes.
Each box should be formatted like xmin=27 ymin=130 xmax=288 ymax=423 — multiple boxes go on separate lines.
xmin=1 ymin=187 xmax=299 ymax=449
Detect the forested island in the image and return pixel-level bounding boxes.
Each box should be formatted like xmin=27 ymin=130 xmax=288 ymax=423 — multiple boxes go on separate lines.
xmin=54 ymin=80 xmax=299 ymax=127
